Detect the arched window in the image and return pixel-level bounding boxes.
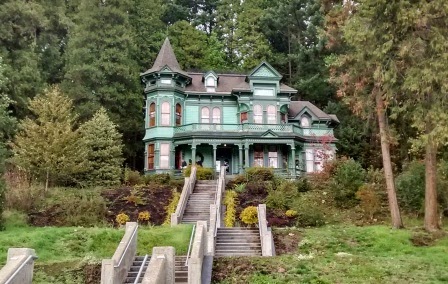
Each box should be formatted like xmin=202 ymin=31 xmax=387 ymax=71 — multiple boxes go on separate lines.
xmin=161 ymin=102 xmax=170 ymax=126
xmin=267 ymin=105 xmax=276 ymax=124
xmin=212 ymin=107 xmax=221 ymax=123
xmin=301 ymin=116 xmax=310 ymax=127
xmin=147 ymin=144 xmax=154 ymax=170
xmin=176 ymin=103 xmax=182 ymax=126
xmin=206 ymin=76 xmax=215 ymax=87
xmin=149 ymin=102 xmax=156 ymax=127
xmin=201 ymin=107 xmax=210 ymax=123
xmin=253 ymin=105 xmax=263 ymax=124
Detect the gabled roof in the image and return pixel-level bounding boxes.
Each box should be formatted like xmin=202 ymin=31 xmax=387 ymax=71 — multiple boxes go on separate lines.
xmin=288 ymin=101 xmax=339 ymax=123
xmin=248 ymin=62 xmax=282 ymax=79
xmin=140 ymin=38 xmax=190 ymax=78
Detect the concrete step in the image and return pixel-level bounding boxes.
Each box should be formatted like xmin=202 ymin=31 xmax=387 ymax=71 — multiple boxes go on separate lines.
xmin=215 ymin=252 xmax=262 ymax=257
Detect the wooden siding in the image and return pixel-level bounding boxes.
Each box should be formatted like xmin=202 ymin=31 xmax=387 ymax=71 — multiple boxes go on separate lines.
xmin=222 ymin=106 xmax=238 ymax=124
xmin=185 ymin=105 xmax=199 ymax=124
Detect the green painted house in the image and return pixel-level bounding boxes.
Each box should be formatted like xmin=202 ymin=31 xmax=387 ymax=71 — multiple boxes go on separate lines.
xmin=141 ymin=38 xmax=339 ymax=177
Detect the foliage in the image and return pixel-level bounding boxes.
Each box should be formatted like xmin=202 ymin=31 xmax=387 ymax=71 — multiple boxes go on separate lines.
xmin=332 ymin=158 xmax=366 ymax=208
xmin=4 ymin=168 xmax=44 ymax=213
xmin=115 ymin=212 xmax=130 ymax=225
xmin=296 ymin=178 xmax=311 ymax=193
xmin=125 ymin=168 xmax=143 ymax=186
xmin=240 ymin=206 xmax=258 ymax=226
xmin=295 ymin=208 xmax=325 ymax=227
xmin=138 ymin=211 xmax=150 ymax=222
xmin=245 ymin=167 xmax=274 ymax=182
xmin=396 ymin=161 xmax=425 ymax=213
xmin=122 ymin=189 xmax=146 ymax=206
xmin=11 ymin=86 xmax=87 ymax=186
xmin=356 ymin=184 xmax=381 ymax=219
xmin=144 ymin=173 xmax=171 ymax=185
xmin=164 ymin=190 xmax=181 ymax=225
xmin=78 ymin=108 xmax=123 ymax=187
xmin=224 ymin=190 xmax=237 ymax=227
xmin=233 ymin=183 xmax=246 ymax=193
xmin=285 ymin=210 xmax=298 ymax=218
xmin=196 ymin=167 xmax=214 ymax=180
xmin=266 ymin=180 xmax=298 ymax=210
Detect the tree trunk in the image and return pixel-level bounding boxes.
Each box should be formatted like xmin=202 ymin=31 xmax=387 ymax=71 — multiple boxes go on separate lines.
xmin=424 ymin=134 xmax=440 ymax=231
xmin=375 ymin=91 xmax=403 ymax=228
xmin=45 ymin=169 xmax=49 ymax=193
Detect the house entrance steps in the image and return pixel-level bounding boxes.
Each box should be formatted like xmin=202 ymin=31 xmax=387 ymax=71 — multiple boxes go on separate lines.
xmin=180 ymin=180 xmax=217 ymax=226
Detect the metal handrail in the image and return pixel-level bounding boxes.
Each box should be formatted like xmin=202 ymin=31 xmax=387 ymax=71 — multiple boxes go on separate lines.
xmin=133 ymin=254 xmax=149 ymax=284
xmin=115 ymin=224 xmax=139 ymax=267
xmin=5 ymin=255 xmax=38 ymax=284
xmin=185 ymin=224 xmax=196 ymax=266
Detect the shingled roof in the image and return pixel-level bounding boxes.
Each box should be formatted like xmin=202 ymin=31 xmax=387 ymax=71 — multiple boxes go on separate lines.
xmin=140 ymin=38 xmax=190 ymax=77
xmin=288 ymin=101 xmax=339 ymax=123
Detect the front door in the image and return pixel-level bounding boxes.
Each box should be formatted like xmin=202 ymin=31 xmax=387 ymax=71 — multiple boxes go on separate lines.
xmin=216 ymin=146 xmax=232 ymax=174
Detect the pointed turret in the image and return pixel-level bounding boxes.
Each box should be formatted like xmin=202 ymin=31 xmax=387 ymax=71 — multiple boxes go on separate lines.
xmin=140 ymin=38 xmax=189 ymax=77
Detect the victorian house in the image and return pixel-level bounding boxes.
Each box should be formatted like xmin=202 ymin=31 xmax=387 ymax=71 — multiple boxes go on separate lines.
xmin=141 ymin=38 xmax=339 ymax=177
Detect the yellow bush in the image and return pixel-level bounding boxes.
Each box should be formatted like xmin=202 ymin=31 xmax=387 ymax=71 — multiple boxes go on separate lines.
xmin=224 ymin=190 xmax=237 ymax=227
xmin=138 ymin=211 xmax=150 ymax=222
xmin=240 ymin=206 xmax=258 ymax=225
xmin=285 ymin=209 xmax=298 ymax=217
xmin=163 ymin=190 xmax=181 ymax=225
xmin=115 ymin=212 xmax=130 ymax=225
xmin=356 ymin=184 xmax=380 ymax=219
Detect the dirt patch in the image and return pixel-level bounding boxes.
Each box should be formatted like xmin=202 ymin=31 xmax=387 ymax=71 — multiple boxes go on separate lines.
xmin=410 ymin=229 xmax=447 ymax=247
xmin=273 ymin=229 xmax=302 ymax=254
xmin=84 ymin=263 xmax=101 ymax=284
xmin=29 ymin=205 xmax=65 ymax=226
xmin=102 ymin=184 xmax=177 ymax=226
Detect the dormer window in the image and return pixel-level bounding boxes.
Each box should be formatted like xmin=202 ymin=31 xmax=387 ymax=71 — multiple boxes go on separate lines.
xmin=204 ymin=72 xmax=218 ymax=92
xmin=301 ymin=115 xmax=311 ymax=127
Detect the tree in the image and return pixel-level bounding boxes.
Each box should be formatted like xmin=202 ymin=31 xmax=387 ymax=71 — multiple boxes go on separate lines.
xmin=215 ymin=0 xmax=241 ymax=68
xmin=63 ymin=0 xmax=142 ymax=168
xmin=331 ymin=0 xmax=404 ymax=228
xmin=78 ymin=108 xmax=123 ymax=187
xmin=11 ymin=86 xmax=86 ymax=190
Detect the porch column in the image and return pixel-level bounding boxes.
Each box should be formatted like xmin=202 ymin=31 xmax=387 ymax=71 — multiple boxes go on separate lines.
xmin=291 ymin=145 xmax=296 ymax=177
xmin=170 ymin=144 xmax=176 ymax=170
xmin=244 ymin=142 xmax=250 ymax=168
xmin=213 ymin=144 xmax=217 ymax=171
xmin=238 ymin=145 xmax=243 ymax=174
xmin=191 ymin=145 xmax=196 ymax=165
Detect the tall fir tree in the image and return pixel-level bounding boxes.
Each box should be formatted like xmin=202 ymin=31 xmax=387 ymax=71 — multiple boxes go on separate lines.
xmin=62 ymin=0 xmax=142 ymax=168
xmin=79 ymin=108 xmax=123 ymax=187
xmin=11 ymin=86 xmax=86 ymax=190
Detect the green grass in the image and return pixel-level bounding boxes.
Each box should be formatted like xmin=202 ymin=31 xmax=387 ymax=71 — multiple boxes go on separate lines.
xmin=1 ymin=211 xmax=193 ymax=283
xmin=214 ymin=224 xmax=448 ymax=284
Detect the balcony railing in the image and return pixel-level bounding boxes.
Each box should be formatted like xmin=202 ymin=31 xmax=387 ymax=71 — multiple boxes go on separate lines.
xmin=173 ymin=123 xmax=333 ymax=137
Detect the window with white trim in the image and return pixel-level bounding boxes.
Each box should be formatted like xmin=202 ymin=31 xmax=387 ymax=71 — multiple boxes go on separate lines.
xmin=254 ymin=88 xmax=274 ymax=96
xmin=253 ymin=105 xmax=263 ymax=124
xmin=267 ymin=105 xmax=276 ymax=124
xmin=212 ymin=107 xmax=221 ymax=123
xmin=161 ymin=102 xmax=170 ymax=126
xmin=301 ymin=116 xmax=310 ymax=127
xmin=305 ymin=149 xmax=314 ymax=173
xmin=160 ymin=143 xmax=170 ymax=169
xmin=201 ymin=107 xmax=210 ymax=123
xmin=254 ymin=145 xmax=264 ymax=166
xmin=268 ymin=145 xmax=278 ymax=168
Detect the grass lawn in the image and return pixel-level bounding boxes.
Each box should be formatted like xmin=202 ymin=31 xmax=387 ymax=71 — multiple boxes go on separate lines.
xmin=213 ymin=224 xmax=448 ymax=284
xmin=0 ymin=211 xmax=193 ymax=283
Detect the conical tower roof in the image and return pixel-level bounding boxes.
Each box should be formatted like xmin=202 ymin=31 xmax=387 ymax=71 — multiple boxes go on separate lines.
xmin=140 ymin=38 xmax=189 ymax=77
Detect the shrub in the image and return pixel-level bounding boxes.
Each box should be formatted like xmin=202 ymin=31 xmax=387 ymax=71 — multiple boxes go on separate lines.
xmin=196 ymin=167 xmax=214 ymax=180
xmin=240 ymin=206 xmax=258 ymax=225
xmin=183 ymin=165 xmax=214 ymax=180
xmin=124 ymin=168 xmax=143 ymax=186
xmin=144 ymin=173 xmax=171 ymax=185
xmin=266 ymin=180 xmax=298 ymax=210
xmin=246 ymin=182 xmax=267 ymax=195
xmin=138 ymin=211 xmax=151 ymax=222
xmin=296 ymin=178 xmax=311 ymax=192
xmin=224 ymin=190 xmax=237 ymax=227
xmin=122 ymin=189 xmax=146 ymax=206
xmin=295 ymin=208 xmax=325 ymax=227
xmin=332 ymin=158 xmax=366 ymax=208
xmin=285 ymin=209 xmax=298 ymax=218
xmin=116 ymin=212 xmax=130 ymax=225
xmin=356 ymin=184 xmax=380 ymax=219
xmin=164 ymin=190 xmax=181 ymax=225
xmin=233 ymin=183 xmax=246 ymax=193
xmin=245 ymin=167 xmax=274 ymax=182
xmin=4 ymin=168 xmax=44 ymax=213
xmin=396 ymin=160 xmax=425 ymax=213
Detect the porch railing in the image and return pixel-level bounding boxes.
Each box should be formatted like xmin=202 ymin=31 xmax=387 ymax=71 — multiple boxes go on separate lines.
xmin=173 ymin=123 xmax=333 ymax=137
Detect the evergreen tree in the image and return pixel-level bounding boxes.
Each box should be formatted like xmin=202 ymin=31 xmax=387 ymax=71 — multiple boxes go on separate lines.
xmin=79 ymin=108 xmax=123 ymax=187
xmin=63 ymin=0 xmax=142 ymax=168
xmin=215 ymin=0 xmax=241 ymax=68
xmin=11 ymin=86 xmax=86 ymax=190
xmin=0 ymin=0 xmax=46 ymax=117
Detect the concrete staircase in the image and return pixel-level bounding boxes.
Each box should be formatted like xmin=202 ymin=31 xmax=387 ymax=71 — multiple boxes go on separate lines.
xmin=124 ymin=255 xmax=149 ymax=283
xmin=215 ymin=227 xmax=262 ymax=257
xmin=181 ymin=180 xmax=216 ymax=225
xmin=175 ymin=256 xmax=188 ymax=283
